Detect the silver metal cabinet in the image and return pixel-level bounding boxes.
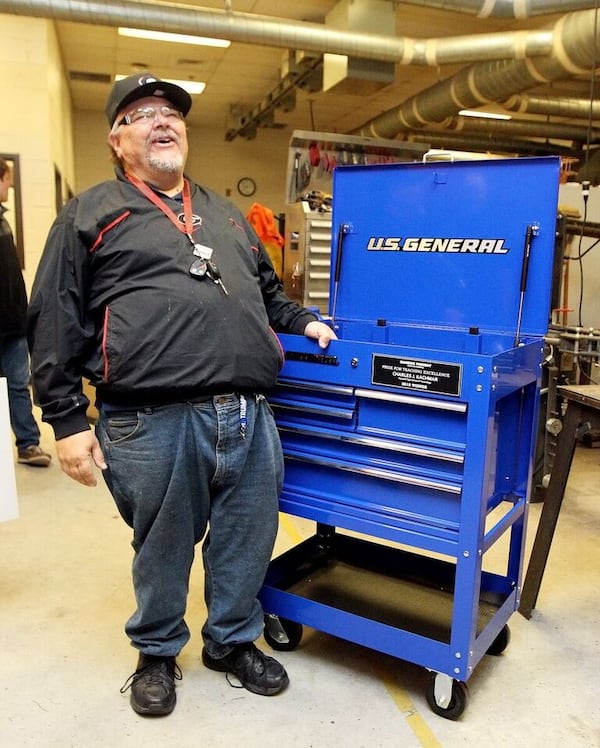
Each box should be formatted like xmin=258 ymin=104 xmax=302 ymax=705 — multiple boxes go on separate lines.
xmin=282 ymin=202 xmax=332 ymax=314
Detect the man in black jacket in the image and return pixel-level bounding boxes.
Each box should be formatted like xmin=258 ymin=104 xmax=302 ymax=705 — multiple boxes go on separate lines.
xmin=0 ymin=157 xmax=50 ymax=467
xmin=28 ymin=74 xmax=336 ymax=717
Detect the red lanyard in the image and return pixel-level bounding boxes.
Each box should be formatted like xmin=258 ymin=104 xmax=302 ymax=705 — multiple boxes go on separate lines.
xmin=125 ymin=172 xmax=226 ymax=293
xmin=126 ymin=172 xmax=196 ymax=239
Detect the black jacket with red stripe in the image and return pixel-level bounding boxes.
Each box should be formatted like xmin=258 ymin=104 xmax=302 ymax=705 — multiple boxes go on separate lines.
xmin=27 ymin=168 xmax=317 ymax=439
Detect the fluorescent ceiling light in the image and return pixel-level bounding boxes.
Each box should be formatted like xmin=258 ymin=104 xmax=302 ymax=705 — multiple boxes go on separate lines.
xmin=459 ymin=109 xmax=511 ymax=120
xmin=115 ymin=74 xmax=206 ymax=95
xmin=118 ymin=27 xmax=230 ymax=48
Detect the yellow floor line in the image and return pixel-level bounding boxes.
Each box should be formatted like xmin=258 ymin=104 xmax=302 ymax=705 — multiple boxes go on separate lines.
xmin=379 ymin=669 xmax=442 ymax=748
xmin=278 ymin=514 xmax=441 ymax=746
xmin=279 ymin=513 xmax=305 ymax=546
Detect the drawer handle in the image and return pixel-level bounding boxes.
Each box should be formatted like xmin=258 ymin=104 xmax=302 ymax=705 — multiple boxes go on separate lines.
xmin=286 ymin=453 xmax=462 ymax=494
xmin=356 ymin=388 xmax=467 ymax=413
xmin=279 ymin=425 xmax=464 ymax=463
xmin=272 ymin=403 xmax=354 ymax=420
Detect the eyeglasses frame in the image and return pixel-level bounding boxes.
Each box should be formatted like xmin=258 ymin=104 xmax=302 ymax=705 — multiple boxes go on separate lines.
xmin=116 ymin=105 xmax=185 ymax=127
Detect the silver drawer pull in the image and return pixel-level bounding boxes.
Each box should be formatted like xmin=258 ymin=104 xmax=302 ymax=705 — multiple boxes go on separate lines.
xmin=279 ymin=425 xmax=464 ymax=464
xmin=272 ymin=403 xmax=354 ymax=420
xmin=286 ymin=453 xmax=462 ymax=495
xmin=355 ymin=388 xmax=467 ymax=413
xmin=275 ymin=382 xmax=355 ymax=397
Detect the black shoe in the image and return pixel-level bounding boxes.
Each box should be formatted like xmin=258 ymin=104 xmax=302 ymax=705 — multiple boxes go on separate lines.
xmin=202 ymin=643 xmax=289 ymax=696
xmin=17 ymin=445 xmax=51 ymax=467
xmin=120 ymin=654 xmax=182 ymax=716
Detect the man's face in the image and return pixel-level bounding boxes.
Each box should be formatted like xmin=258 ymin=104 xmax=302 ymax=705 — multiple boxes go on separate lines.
xmin=108 ymin=96 xmax=189 ymax=181
xmin=0 ymin=168 xmax=12 ymax=204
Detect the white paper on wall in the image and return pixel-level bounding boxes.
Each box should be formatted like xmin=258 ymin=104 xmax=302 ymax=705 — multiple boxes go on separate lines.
xmin=0 ymin=377 xmax=19 ymax=522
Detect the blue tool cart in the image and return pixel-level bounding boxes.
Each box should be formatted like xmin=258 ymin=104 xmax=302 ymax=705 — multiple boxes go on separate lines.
xmin=259 ymin=157 xmax=560 ymax=719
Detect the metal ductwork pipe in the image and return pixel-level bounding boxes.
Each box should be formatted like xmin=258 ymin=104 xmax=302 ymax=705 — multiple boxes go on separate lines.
xmin=445 ymin=115 xmax=600 ymax=143
xmin=403 ymin=130 xmax=575 ymax=156
xmin=0 ymin=0 xmax=555 ymax=65
xmin=1 ymin=0 xmax=597 ymax=149
xmin=353 ymin=9 xmax=600 ymax=139
xmin=396 ymin=1 xmax=599 ymax=18
xmin=504 ymin=93 xmax=600 ymax=119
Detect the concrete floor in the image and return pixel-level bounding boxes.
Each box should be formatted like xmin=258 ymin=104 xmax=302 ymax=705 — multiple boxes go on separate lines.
xmin=1 ymin=414 xmax=599 ymax=748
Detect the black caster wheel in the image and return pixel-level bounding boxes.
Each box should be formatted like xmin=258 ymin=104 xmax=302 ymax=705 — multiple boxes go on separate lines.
xmin=425 ymin=673 xmax=469 ymax=720
xmin=487 ymin=624 xmax=511 ymax=656
xmin=263 ymin=613 xmax=303 ymax=651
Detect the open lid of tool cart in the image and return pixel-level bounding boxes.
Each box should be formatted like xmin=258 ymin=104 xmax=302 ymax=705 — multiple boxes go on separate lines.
xmin=329 ymin=156 xmax=561 ymax=339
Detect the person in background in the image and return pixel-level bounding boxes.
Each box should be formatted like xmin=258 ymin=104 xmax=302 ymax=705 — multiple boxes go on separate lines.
xmin=27 ymin=73 xmax=336 ymax=717
xmin=0 ymin=157 xmax=51 ymax=467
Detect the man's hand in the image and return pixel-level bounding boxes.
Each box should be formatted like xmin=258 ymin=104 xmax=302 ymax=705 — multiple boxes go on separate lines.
xmin=303 ymin=320 xmax=338 ymax=349
xmin=56 ymin=430 xmax=107 ymax=487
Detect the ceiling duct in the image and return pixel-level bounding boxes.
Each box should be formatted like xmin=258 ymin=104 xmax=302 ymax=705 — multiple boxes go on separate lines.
xmin=1 ymin=0 xmax=598 ymax=153
xmin=396 ymin=0 xmax=600 ymax=18
xmin=504 ymin=93 xmax=600 ymax=119
xmin=403 ymin=130 xmax=575 ymax=156
xmin=0 ymin=0 xmax=557 ymax=66
xmin=322 ymin=0 xmax=395 ymax=95
xmin=444 ymin=115 xmax=600 ymax=144
xmin=352 ymin=9 xmax=600 ymax=140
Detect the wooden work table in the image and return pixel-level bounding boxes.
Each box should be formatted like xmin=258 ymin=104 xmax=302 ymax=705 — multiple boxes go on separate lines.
xmin=519 ymin=384 xmax=600 ymax=618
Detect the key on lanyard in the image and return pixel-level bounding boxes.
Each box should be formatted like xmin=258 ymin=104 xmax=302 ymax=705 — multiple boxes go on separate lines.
xmin=189 ymin=258 xmax=207 ymax=277
xmin=206 ymin=260 xmax=229 ymax=295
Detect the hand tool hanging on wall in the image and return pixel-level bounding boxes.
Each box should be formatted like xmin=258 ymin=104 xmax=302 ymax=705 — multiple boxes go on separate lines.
xmin=514 ymin=223 xmax=539 ymax=347
xmin=289 ymin=151 xmax=300 ymax=203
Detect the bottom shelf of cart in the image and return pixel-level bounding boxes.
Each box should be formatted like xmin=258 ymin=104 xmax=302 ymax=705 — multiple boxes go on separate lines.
xmin=259 ymin=530 xmax=515 ymax=679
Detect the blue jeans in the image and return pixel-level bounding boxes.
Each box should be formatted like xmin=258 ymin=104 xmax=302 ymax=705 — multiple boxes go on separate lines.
xmin=0 ymin=336 xmax=41 ymax=449
xmin=97 ymin=394 xmax=283 ymax=658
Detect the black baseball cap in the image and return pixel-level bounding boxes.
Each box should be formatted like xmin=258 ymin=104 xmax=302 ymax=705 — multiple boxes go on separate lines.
xmin=106 ymin=72 xmax=192 ymax=126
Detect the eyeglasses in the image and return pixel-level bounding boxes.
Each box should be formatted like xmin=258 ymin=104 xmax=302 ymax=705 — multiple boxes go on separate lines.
xmin=116 ymin=105 xmax=184 ymax=127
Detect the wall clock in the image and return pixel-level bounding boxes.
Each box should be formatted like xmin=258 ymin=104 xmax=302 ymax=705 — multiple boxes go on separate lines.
xmin=237 ymin=177 xmax=256 ymax=197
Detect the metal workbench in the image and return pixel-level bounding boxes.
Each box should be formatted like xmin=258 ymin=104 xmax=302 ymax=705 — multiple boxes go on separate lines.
xmin=260 ymin=157 xmax=561 ymax=719
xmin=520 ymin=384 xmax=600 ymax=618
